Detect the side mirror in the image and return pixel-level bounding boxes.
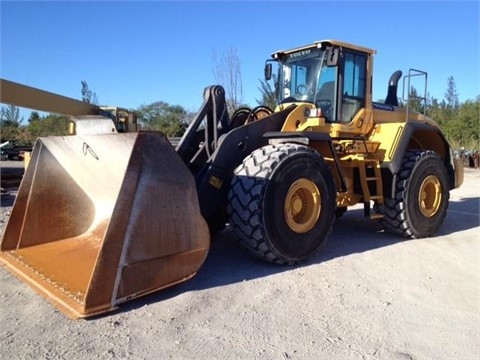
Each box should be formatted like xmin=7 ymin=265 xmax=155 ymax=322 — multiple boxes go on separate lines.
xmin=326 ymin=48 xmax=340 ymax=67
xmin=264 ymin=63 xmax=272 ymax=80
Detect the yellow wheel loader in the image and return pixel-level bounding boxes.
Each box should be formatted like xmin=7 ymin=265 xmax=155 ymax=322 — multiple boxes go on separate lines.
xmin=0 ymin=40 xmax=463 ymax=318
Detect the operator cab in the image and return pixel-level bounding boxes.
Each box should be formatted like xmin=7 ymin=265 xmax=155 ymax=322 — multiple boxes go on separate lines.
xmin=265 ymin=40 xmax=374 ymax=124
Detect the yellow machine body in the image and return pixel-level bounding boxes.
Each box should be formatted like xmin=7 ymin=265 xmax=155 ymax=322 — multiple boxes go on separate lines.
xmin=268 ymin=40 xmax=463 ymax=211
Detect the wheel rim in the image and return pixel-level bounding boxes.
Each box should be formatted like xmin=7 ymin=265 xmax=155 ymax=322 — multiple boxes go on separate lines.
xmin=284 ymin=178 xmax=321 ymax=233
xmin=418 ymin=175 xmax=442 ymax=217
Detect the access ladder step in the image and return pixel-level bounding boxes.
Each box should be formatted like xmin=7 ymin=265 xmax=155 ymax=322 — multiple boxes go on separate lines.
xmin=358 ymin=158 xmax=384 ymax=203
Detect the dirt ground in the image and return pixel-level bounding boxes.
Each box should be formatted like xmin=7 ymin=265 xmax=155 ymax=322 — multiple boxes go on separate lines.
xmin=0 ymin=168 xmax=478 ymax=360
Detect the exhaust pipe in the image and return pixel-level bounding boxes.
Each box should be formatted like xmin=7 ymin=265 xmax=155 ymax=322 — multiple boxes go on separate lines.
xmin=384 ymin=70 xmax=402 ymax=106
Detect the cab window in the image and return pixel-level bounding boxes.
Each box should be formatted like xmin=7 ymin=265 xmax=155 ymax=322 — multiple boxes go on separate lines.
xmin=315 ymin=65 xmax=338 ymax=122
xmin=341 ymin=51 xmax=367 ymax=123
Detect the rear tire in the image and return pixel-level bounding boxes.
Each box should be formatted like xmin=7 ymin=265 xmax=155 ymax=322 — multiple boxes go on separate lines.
xmin=228 ymin=144 xmax=336 ymax=264
xmin=382 ymin=149 xmax=450 ymax=238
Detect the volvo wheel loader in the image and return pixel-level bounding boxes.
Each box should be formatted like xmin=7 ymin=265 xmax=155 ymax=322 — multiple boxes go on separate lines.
xmin=0 ymin=40 xmax=463 ymax=319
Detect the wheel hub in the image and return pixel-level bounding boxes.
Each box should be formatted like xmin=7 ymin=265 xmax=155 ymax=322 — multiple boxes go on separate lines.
xmin=284 ymin=178 xmax=321 ymax=233
xmin=418 ymin=175 xmax=442 ymax=217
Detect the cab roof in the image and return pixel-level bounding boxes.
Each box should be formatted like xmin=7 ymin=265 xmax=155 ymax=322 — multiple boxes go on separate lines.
xmin=271 ymin=39 xmax=376 ymax=59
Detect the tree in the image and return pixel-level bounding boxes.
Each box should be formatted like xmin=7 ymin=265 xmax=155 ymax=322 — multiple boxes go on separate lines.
xmin=81 ymin=80 xmax=98 ymax=104
xmin=1 ymin=104 xmax=23 ymax=127
xmin=457 ymin=97 xmax=480 ymax=144
xmin=28 ymin=111 xmax=41 ymax=123
xmin=256 ymin=78 xmax=277 ymax=109
xmin=406 ymin=86 xmax=425 ymax=113
xmin=26 ymin=113 xmax=70 ymax=141
xmin=444 ymin=76 xmax=459 ymax=110
xmin=136 ymin=101 xmax=189 ymax=137
xmin=212 ymin=47 xmax=243 ymax=115
xmin=443 ymin=97 xmax=480 ymax=148
xmin=441 ymin=76 xmax=460 ymax=128
xmin=1 ymin=104 xmax=24 ymax=140
xmin=425 ymin=96 xmax=446 ymax=127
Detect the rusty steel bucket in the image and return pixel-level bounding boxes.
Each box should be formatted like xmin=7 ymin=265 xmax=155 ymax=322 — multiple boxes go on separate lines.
xmin=0 ymin=132 xmax=210 ymax=319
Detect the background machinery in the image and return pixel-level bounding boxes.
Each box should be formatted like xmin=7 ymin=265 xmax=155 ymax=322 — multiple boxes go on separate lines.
xmin=0 ymin=40 xmax=463 ymax=318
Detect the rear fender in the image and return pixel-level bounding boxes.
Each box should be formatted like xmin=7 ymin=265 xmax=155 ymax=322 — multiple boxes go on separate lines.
xmin=383 ymin=122 xmax=459 ymax=195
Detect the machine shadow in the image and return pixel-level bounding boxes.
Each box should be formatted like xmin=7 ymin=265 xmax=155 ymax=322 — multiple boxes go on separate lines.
xmin=116 ymin=211 xmax=393 ymax=316
xmin=96 ymin=196 xmax=479 ymax=319
xmin=441 ymin=196 xmax=480 ymax=234
xmin=0 ymin=192 xmax=16 ymax=207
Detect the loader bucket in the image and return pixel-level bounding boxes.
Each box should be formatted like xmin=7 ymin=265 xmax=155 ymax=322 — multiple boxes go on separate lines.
xmin=0 ymin=132 xmax=210 ymax=319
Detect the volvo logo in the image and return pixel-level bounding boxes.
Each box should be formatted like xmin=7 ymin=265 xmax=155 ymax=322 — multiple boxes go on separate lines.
xmin=289 ymin=50 xmax=311 ymax=58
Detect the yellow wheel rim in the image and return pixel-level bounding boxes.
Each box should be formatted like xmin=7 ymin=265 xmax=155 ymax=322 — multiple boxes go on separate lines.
xmin=284 ymin=178 xmax=321 ymax=233
xmin=418 ymin=175 xmax=442 ymax=217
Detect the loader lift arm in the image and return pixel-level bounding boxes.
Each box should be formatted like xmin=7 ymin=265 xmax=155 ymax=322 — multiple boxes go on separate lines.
xmin=176 ymin=85 xmax=230 ymax=176
xmin=174 ymin=85 xmax=297 ymax=232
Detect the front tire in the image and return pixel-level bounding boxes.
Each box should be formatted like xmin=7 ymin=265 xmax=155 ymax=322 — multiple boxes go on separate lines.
xmin=382 ymin=149 xmax=450 ymax=238
xmin=228 ymin=144 xmax=336 ymax=264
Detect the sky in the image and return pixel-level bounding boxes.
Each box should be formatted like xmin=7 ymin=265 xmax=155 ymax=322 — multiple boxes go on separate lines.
xmin=1 ymin=0 xmax=479 ymax=119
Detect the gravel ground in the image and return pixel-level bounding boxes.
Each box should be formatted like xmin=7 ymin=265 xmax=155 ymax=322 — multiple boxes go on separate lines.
xmin=0 ymin=168 xmax=478 ymax=360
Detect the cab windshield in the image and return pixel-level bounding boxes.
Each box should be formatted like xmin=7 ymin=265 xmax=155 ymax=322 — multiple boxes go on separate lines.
xmin=278 ymin=47 xmax=338 ymax=121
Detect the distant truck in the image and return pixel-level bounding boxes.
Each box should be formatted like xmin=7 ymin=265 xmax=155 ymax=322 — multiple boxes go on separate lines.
xmin=0 ymin=140 xmax=32 ymax=161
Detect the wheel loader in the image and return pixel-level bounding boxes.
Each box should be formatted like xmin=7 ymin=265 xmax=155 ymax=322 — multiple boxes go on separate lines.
xmin=0 ymin=40 xmax=463 ymax=319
